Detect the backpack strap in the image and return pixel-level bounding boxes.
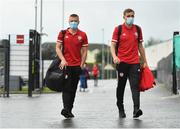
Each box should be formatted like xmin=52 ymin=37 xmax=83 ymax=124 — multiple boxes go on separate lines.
xmin=135 ymin=25 xmax=141 ymax=43
xmin=61 ymin=30 xmax=66 ymax=54
xmin=116 ymin=25 xmax=122 ymax=55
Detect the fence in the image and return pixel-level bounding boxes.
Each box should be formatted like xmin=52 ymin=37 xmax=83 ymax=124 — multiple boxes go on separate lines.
xmin=0 ymin=39 xmax=10 ymax=97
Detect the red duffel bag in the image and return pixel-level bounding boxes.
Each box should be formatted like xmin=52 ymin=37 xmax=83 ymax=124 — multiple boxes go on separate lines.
xmin=139 ymin=67 xmax=156 ymax=92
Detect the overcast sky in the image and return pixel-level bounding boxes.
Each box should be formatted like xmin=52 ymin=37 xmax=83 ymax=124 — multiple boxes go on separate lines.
xmin=0 ymin=0 xmax=180 ymax=45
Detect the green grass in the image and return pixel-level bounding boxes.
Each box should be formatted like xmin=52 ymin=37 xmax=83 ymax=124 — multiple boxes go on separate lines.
xmin=0 ymin=86 xmax=55 ymax=94
xmin=41 ymin=87 xmax=56 ymax=93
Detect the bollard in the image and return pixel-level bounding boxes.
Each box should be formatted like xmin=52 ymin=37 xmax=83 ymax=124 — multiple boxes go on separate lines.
xmin=172 ymin=31 xmax=179 ymax=94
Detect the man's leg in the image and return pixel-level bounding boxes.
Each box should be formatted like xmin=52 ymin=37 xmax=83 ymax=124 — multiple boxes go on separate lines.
xmin=128 ymin=64 xmax=142 ymax=118
xmin=62 ymin=67 xmax=74 ymax=118
xmin=69 ymin=66 xmax=81 ymax=110
xmin=94 ymin=76 xmax=97 ymax=86
xmin=95 ymin=76 xmax=98 ymax=86
xmin=85 ymin=77 xmax=88 ymax=89
xmin=61 ymin=66 xmax=81 ymax=118
xmin=62 ymin=67 xmax=71 ymax=110
xmin=116 ymin=62 xmax=128 ymax=118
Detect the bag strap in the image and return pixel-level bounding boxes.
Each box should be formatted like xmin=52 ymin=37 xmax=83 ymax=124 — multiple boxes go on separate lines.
xmin=61 ymin=30 xmax=66 ymax=54
xmin=135 ymin=25 xmax=141 ymax=43
xmin=116 ymin=24 xmax=141 ymax=55
xmin=115 ymin=25 xmax=122 ymax=55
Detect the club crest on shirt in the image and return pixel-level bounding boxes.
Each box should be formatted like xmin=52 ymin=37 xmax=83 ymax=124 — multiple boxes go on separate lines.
xmin=122 ymin=33 xmax=126 ymax=36
xmin=135 ymin=32 xmax=138 ymax=38
xmin=78 ymin=36 xmax=82 ymax=42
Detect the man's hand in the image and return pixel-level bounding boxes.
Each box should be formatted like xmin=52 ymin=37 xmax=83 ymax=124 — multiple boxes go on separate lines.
xmin=59 ymin=59 xmax=68 ymax=69
xmin=80 ymin=63 xmax=84 ymax=69
xmin=113 ymin=56 xmax=121 ymax=64
xmin=142 ymin=62 xmax=148 ymax=68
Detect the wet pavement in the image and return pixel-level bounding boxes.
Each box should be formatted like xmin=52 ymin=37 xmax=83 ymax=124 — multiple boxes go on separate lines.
xmin=0 ymin=79 xmax=180 ymax=128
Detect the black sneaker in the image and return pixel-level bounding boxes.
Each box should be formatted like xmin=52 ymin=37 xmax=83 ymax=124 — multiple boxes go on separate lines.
xmin=119 ymin=110 xmax=126 ymax=118
xmin=69 ymin=112 xmax=75 ymax=117
xmin=133 ymin=109 xmax=143 ymax=118
xmin=61 ymin=109 xmax=74 ymax=118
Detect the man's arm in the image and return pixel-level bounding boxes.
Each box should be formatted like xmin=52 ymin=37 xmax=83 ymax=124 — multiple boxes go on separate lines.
xmin=56 ymin=42 xmax=67 ymax=69
xmin=110 ymin=42 xmax=120 ymax=64
xmin=138 ymin=43 xmax=148 ymax=67
xmin=80 ymin=46 xmax=88 ymax=68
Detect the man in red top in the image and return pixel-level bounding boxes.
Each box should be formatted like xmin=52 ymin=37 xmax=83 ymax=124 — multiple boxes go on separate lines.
xmin=56 ymin=14 xmax=88 ymax=118
xmin=92 ymin=64 xmax=99 ymax=86
xmin=110 ymin=8 xmax=148 ymax=118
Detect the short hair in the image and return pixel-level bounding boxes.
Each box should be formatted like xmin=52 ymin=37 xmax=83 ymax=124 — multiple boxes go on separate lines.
xmin=123 ymin=8 xmax=135 ymax=16
xmin=70 ymin=14 xmax=79 ymax=18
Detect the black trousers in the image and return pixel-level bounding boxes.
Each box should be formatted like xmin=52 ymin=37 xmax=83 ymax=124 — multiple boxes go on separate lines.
xmin=62 ymin=66 xmax=81 ymax=112
xmin=116 ymin=62 xmax=141 ymax=111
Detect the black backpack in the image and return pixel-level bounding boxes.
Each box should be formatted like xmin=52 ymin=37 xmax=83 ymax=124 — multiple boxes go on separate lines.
xmin=115 ymin=25 xmax=141 ymax=55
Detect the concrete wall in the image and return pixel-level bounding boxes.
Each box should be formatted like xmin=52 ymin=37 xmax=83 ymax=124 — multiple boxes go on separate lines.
xmin=157 ymin=53 xmax=173 ymax=90
xmin=157 ymin=53 xmax=180 ymax=91
xmin=145 ymin=40 xmax=172 ymax=70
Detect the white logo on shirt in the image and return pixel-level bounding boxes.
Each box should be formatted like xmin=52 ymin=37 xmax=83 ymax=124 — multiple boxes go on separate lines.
xmin=65 ymin=36 xmax=69 ymax=38
xmin=135 ymin=32 xmax=138 ymax=38
xmin=78 ymin=36 xmax=82 ymax=41
xmin=122 ymin=33 xmax=126 ymax=36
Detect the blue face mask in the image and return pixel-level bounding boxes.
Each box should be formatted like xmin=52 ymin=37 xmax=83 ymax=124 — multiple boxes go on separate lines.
xmin=69 ymin=22 xmax=78 ymax=30
xmin=126 ymin=17 xmax=134 ymax=25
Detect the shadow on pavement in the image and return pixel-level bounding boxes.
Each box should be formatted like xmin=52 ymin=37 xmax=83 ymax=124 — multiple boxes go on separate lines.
xmin=117 ymin=118 xmax=143 ymax=128
xmin=133 ymin=119 xmax=143 ymax=128
xmin=60 ymin=118 xmax=77 ymax=128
